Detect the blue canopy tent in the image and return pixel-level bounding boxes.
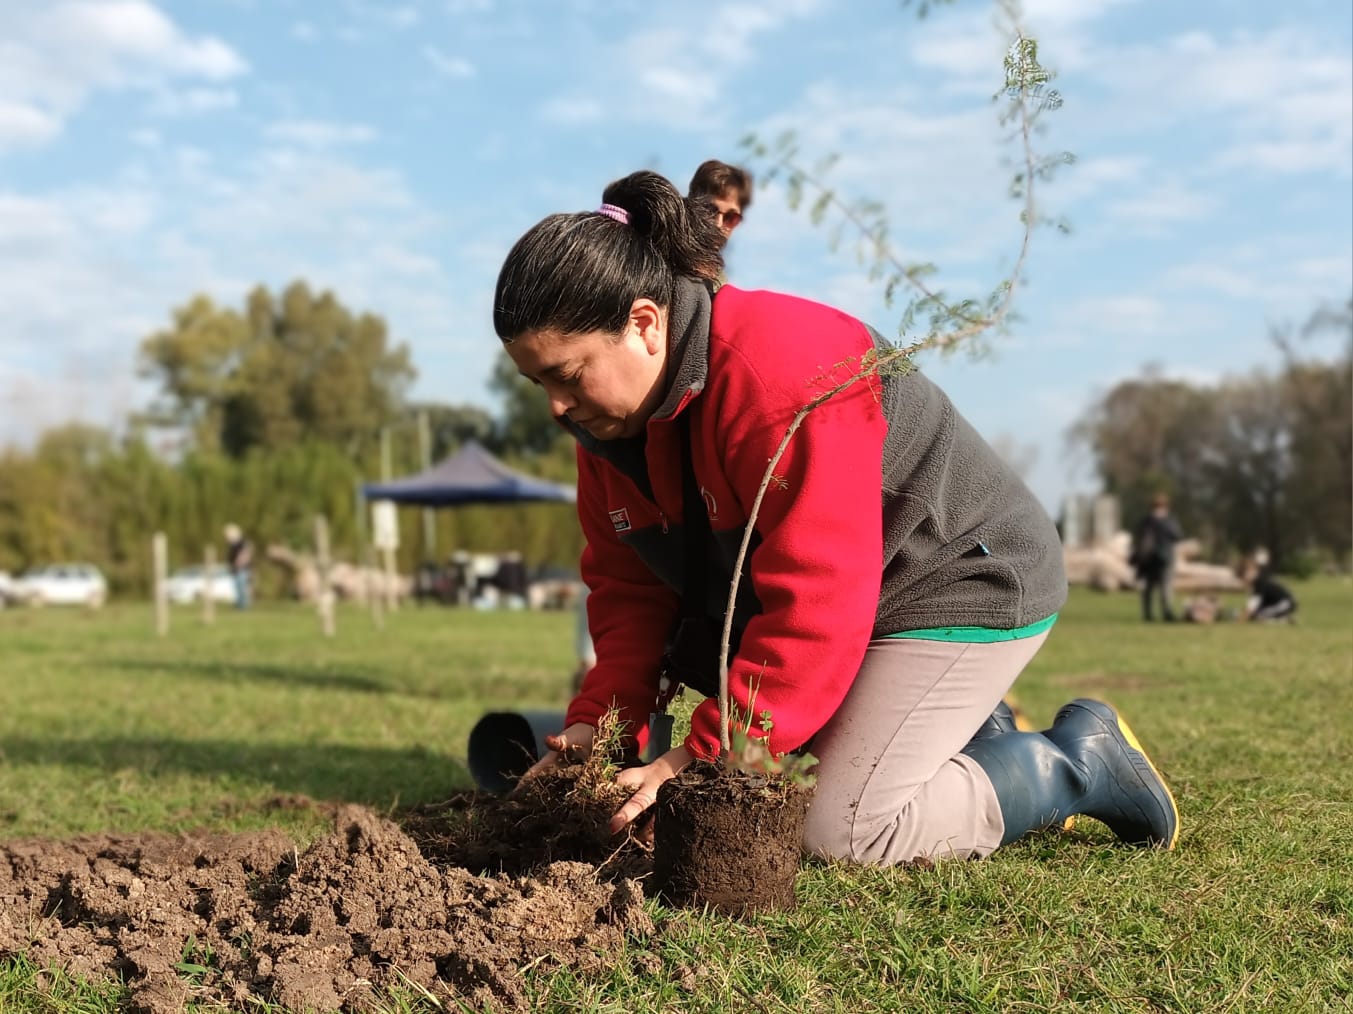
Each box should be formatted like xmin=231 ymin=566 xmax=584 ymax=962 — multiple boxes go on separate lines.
xmin=361 ymin=440 xmax=576 ymax=506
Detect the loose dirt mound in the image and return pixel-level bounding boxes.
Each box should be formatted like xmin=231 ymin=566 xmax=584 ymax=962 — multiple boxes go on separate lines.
xmin=0 ymin=793 xmax=655 ymax=1013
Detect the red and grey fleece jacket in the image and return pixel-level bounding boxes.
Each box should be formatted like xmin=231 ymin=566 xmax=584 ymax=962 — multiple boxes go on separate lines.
xmin=564 ymin=279 xmax=1066 ymax=760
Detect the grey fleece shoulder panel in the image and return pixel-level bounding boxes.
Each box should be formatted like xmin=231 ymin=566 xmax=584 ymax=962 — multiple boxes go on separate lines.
xmin=869 ymin=327 xmax=1067 ymax=632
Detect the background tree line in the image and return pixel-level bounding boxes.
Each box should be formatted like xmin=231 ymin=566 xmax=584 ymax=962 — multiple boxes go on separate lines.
xmin=1 ymin=282 xmax=1347 ymax=596
xmin=0 ymin=280 xmax=581 ymax=596
xmin=1070 ymin=298 xmax=1351 ymax=573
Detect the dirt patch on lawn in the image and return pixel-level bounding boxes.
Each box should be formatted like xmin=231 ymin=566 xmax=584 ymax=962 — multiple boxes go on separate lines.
xmin=1048 ymin=670 xmax=1163 ymax=693
xmin=0 ymin=772 xmax=657 ymax=1013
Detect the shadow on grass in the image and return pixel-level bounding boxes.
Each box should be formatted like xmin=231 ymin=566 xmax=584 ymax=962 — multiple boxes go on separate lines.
xmin=103 ymin=658 xmax=394 ymax=695
xmin=0 ymin=734 xmax=471 ymax=807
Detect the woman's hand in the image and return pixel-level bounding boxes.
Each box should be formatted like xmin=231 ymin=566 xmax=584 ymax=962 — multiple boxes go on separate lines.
xmin=609 ymin=745 xmax=694 ymax=835
xmin=518 ymin=722 xmax=595 ymax=784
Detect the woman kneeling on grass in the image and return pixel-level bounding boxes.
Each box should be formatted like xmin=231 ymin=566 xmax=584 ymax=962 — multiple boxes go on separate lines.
xmin=499 ymin=170 xmax=1179 ymax=862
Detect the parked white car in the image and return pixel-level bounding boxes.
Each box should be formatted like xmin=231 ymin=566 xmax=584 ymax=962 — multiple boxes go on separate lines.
xmin=163 ymin=564 xmax=237 ymax=605
xmin=13 ymin=563 xmax=109 ymax=608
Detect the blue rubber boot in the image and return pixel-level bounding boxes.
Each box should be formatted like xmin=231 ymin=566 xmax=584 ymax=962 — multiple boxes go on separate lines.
xmin=1042 ymin=698 xmax=1178 ymax=848
xmin=963 ymin=699 xmax=1178 ymax=849
xmin=965 ymin=699 xmax=1020 ymax=745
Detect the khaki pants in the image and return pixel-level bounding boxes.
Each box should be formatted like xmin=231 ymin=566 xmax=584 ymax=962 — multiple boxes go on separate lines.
xmin=803 ymin=631 xmax=1049 ymax=864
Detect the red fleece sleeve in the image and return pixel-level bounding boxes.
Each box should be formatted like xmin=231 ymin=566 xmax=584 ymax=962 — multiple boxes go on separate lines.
xmin=565 ymin=446 xmax=678 ymax=745
xmin=683 ymin=324 xmax=886 ymax=760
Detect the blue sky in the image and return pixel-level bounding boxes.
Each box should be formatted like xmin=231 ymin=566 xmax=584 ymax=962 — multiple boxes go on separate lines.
xmin=1 ymin=0 xmax=1349 ymax=511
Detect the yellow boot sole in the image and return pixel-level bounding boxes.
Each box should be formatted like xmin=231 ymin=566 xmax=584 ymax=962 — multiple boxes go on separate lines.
xmin=1112 ymin=711 xmax=1181 ymax=850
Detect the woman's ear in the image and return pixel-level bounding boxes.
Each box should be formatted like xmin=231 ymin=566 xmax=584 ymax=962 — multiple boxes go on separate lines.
xmin=629 ymin=298 xmax=666 ymax=355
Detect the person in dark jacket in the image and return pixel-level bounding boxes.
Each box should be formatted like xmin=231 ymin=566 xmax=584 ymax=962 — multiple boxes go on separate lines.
xmin=1132 ymin=492 xmax=1183 ymax=622
xmin=495 ymin=170 xmax=1178 ymax=863
xmin=223 ymin=523 xmax=253 ymax=610
xmin=1241 ymin=553 xmax=1297 ymax=622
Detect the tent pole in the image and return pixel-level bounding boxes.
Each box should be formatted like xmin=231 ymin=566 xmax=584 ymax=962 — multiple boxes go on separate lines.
xmin=419 ymin=410 xmax=435 ymax=561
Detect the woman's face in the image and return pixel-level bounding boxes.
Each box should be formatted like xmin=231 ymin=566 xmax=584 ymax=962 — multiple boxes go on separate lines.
xmin=506 ymin=298 xmax=669 ymax=441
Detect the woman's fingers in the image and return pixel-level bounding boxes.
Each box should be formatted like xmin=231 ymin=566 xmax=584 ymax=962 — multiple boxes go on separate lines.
xmin=543 ymin=733 xmax=569 ymax=754
xmin=545 ymin=723 xmax=596 ymax=761
xmin=608 ymin=787 xmax=658 ymax=835
xmin=515 ymin=722 xmax=598 ymax=796
xmin=514 ymin=749 xmax=561 ymax=792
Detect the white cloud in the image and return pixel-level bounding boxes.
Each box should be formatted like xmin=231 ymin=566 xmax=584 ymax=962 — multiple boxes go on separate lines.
xmin=291 ymin=20 xmax=319 ymax=42
xmin=0 ymin=133 xmax=463 ymax=444
xmin=1166 ymin=248 xmax=1353 ymax=309
xmin=1049 ymin=154 xmax=1147 ymax=206
xmin=909 ymin=0 xmax=1137 ymax=85
xmin=1088 ymin=27 xmax=1353 ymax=177
xmin=423 ymin=46 xmax=475 ymax=79
xmin=534 ymin=1 xmax=826 ymax=128
xmin=539 ymin=95 xmax=604 ymax=126
xmin=1085 ymin=294 xmax=1172 ymax=335
xmin=0 ymin=360 xmax=138 ymax=450
xmin=1218 ymin=137 xmax=1351 ymax=176
xmin=910 ymin=25 xmax=1003 ymax=84
xmin=698 ymin=4 xmax=777 ymax=63
xmin=1101 ymin=177 xmax=1218 ymax=234
xmin=748 ymin=81 xmax=1021 ymax=268
xmin=264 ymin=120 xmax=379 ymax=147
xmin=638 ymin=67 xmax=717 ymax=108
xmin=0 ymin=1 xmax=247 ymax=153
xmin=339 ymin=0 xmax=422 ymax=33
xmin=148 ymin=86 xmax=238 ymax=117
xmin=46 ymin=1 xmax=245 ymax=77
xmin=0 ymin=101 xmax=61 ymax=147
xmin=1020 ymin=0 xmax=1138 ymax=29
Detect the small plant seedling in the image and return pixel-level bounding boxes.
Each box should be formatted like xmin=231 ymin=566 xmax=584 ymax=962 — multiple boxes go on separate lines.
xmin=173 ymin=933 xmax=214 ymax=984
xmin=720 ymin=677 xmax=817 ymax=787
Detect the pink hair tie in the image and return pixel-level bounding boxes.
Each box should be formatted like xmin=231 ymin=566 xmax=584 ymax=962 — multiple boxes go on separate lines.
xmin=597 ymin=203 xmax=629 ymax=225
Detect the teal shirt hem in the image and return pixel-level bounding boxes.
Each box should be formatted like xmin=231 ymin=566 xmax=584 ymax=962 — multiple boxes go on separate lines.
xmin=884 ymin=613 xmax=1059 ymax=643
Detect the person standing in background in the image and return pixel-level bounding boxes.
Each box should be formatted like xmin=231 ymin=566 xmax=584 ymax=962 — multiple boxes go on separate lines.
xmin=224 ymin=523 xmax=253 ymax=610
xmin=1131 ymin=493 xmax=1183 ymax=622
xmin=687 ymin=160 xmax=753 ymax=242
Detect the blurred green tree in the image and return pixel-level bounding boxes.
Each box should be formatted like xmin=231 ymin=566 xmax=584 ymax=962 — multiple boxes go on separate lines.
xmin=138 ymin=281 xmax=415 ymax=459
xmin=1070 ymin=298 xmax=1352 ymax=568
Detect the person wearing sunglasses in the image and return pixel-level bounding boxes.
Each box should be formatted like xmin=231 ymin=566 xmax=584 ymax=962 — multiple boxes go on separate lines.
xmin=688 ymin=159 xmax=752 ymax=239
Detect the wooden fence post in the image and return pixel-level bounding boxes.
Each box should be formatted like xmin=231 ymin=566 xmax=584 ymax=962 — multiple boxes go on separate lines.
xmin=152 ymin=532 xmax=168 ymax=637
xmin=202 ymin=545 xmax=216 ymax=626
xmin=315 ymin=514 xmax=335 ymax=638
xmin=366 ymin=542 xmax=385 ymax=630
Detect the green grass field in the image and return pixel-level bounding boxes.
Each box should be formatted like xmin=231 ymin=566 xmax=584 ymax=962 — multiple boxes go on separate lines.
xmin=2 ymin=580 xmax=1351 ymax=1012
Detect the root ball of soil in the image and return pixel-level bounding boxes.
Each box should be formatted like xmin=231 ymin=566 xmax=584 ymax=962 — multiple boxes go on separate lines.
xmin=651 ymin=761 xmax=813 ymax=916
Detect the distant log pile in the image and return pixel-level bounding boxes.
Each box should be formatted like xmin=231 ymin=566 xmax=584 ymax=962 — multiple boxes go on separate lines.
xmin=266 ymin=544 xmax=410 ymax=604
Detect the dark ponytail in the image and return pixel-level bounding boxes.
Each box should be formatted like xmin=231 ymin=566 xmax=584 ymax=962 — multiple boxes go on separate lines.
xmin=493 ymin=170 xmax=725 ymax=342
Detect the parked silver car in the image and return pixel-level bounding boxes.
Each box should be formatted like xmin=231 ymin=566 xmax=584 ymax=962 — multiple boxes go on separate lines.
xmin=12 ymin=563 xmax=109 ymax=608
xmin=163 ymin=564 xmax=237 ymax=605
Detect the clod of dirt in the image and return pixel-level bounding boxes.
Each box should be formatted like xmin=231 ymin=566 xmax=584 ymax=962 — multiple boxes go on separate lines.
xmin=0 ymin=804 xmax=653 ymax=1013
xmin=652 ymin=760 xmax=813 ymax=916
xmin=407 ymin=764 xmax=653 ymax=882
